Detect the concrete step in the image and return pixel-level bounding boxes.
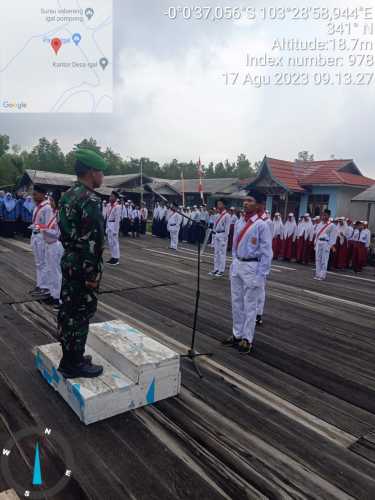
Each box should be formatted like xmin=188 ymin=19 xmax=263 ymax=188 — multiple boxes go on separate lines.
xmin=34 ymin=322 xmax=181 ymax=425
xmin=88 ymin=320 xmax=180 ymax=384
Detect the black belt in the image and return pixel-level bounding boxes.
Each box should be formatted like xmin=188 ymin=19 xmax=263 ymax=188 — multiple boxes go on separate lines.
xmin=237 ymin=257 xmax=259 ymax=262
xmin=319 ymin=238 xmax=328 ymax=242
xmin=214 ymin=230 xmax=225 ymax=234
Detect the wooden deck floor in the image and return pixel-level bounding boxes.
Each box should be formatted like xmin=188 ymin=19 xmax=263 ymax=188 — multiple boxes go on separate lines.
xmin=0 ymin=235 xmax=375 ymax=499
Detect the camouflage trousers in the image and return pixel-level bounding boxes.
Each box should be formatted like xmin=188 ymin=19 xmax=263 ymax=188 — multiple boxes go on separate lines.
xmin=57 ymin=273 xmax=99 ymax=354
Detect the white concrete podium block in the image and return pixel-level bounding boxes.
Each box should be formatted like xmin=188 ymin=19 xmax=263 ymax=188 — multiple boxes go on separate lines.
xmin=88 ymin=321 xmax=180 ymax=384
xmin=34 ymin=321 xmax=181 ymax=425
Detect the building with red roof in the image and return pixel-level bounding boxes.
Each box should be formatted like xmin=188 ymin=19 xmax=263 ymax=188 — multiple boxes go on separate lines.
xmin=246 ymin=156 xmax=375 ymax=219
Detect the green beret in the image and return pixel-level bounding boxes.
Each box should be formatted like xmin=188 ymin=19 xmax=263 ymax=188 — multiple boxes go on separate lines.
xmin=75 ymin=148 xmax=107 ymax=172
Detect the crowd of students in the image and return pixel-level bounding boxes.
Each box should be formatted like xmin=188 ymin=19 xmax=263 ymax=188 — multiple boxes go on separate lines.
xmin=150 ymin=202 xmax=373 ymax=273
xmin=271 ymin=212 xmax=372 ymax=273
xmin=0 ymin=191 xmax=35 ymax=238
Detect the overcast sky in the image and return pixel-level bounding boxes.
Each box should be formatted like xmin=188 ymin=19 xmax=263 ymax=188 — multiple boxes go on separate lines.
xmin=1 ymin=0 xmax=375 ymax=176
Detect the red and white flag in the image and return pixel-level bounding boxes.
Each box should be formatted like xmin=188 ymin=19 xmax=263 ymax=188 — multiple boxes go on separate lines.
xmin=197 ymin=157 xmax=204 ymax=203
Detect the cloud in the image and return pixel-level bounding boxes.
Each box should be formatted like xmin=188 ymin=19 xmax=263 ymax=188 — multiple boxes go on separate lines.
xmin=0 ymin=0 xmax=374 ymax=177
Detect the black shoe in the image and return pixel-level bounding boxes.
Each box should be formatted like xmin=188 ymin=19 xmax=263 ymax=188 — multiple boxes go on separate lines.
xmin=107 ymin=258 xmax=115 ymax=264
xmin=108 ymin=259 xmax=119 ymax=266
xmin=58 ymin=360 xmax=102 ymax=379
xmin=256 ymin=315 xmax=263 ymax=326
xmin=238 ymin=339 xmax=252 ymax=354
xmin=42 ymin=295 xmax=54 ymax=304
xmin=222 ymin=335 xmax=240 ymax=347
xmin=52 ymin=299 xmax=60 ymax=311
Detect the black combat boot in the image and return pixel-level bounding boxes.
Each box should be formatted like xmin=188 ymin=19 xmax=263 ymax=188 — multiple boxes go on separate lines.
xmin=58 ymin=351 xmax=101 ymax=379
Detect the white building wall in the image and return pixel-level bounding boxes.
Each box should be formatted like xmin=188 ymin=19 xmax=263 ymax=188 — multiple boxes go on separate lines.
xmin=336 ymin=187 xmax=368 ymax=219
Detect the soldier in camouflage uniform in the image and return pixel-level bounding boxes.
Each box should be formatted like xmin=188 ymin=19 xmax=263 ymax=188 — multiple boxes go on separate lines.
xmin=57 ymin=148 xmax=107 ymax=379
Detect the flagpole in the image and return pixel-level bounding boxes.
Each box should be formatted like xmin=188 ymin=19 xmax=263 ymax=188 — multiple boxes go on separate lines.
xmin=181 ymin=168 xmax=185 ymax=207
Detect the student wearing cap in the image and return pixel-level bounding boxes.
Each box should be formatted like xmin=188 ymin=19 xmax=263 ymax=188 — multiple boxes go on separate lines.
xmin=57 ymin=148 xmax=107 ymax=379
xmin=282 ymin=213 xmax=297 ymax=260
xmin=167 ymin=204 xmax=182 ymax=250
xmin=121 ymin=201 xmax=132 ymax=237
xmin=131 ymin=205 xmax=141 ymax=238
xmin=140 ymin=202 xmax=148 ymax=235
xmin=199 ymin=205 xmax=209 ymax=243
xmin=309 ymin=216 xmax=320 ymax=262
xmin=227 ymin=207 xmax=238 ymax=252
xmin=106 ymin=191 xmax=122 ymax=265
xmin=41 ymin=191 xmax=64 ymax=310
xmin=272 ymin=213 xmax=284 ymax=260
xmin=314 ymin=209 xmax=338 ymax=280
xmin=30 ymin=186 xmax=53 ymax=298
xmin=209 ymin=199 xmax=231 ymax=277
xmin=223 ymin=196 xmax=272 ymax=354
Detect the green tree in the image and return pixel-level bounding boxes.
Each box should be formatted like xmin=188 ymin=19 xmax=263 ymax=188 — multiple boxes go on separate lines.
xmin=103 ymin=148 xmax=124 ymax=175
xmin=236 ymin=153 xmax=255 ymax=179
xmin=24 ymin=137 xmax=65 ymax=172
xmin=0 ymin=135 xmax=10 ymax=157
xmin=74 ymin=137 xmax=102 ymax=153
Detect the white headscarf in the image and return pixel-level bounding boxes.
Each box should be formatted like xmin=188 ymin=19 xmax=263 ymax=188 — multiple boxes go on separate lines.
xmin=272 ymin=213 xmax=284 ymax=238
xmin=23 ymin=196 xmax=34 ymax=213
xmin=337 ymin=219 xmax=348 ymax=245
xmin=284 ymin=214 xmax=297 ymax=239
xmin=3 ymin=193 xmax=16 ymax=212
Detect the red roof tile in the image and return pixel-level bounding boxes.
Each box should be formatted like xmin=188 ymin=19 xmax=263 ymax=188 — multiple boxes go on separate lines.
xmin=264 ymin=157 xmax=375 ymax=191
xmin=265 ymin=158 xmax=304 ymax=192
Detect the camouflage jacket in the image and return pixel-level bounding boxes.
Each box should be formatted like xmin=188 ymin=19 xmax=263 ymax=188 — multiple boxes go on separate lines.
xmin=59 ymin=181 xmax=105 ymax=282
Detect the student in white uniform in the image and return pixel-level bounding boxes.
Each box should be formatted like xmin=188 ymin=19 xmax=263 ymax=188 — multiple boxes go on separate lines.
xmin=256 ymin=207 xmax=273 ymax=326
xmin=223 ymin=196 xmax=272 ymax=354
xmin=30 ymin=185 xmax=53 ymax=298
xmin=106 ymin=191 xmax=122 ymax=266
xmin=314 ymin=209 xmax=338 ymax=280
xmin=42 ymin=191 xmax=64 ymax=310
xmin=209 ymin=199 xmax=231 ymax=278
xmin=167 ymin=204 xmax=182 ymax=250
xmin=140 ymin=202 xmax=148 ymax=235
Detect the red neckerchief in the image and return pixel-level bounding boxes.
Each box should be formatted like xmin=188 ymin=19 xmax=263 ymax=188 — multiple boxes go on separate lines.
xmin=32 ymin=201 xmax=48 ymax=224
xmin=47 ymin=210 xmax=58 ymax=229
xmin=214 ymin=210 xmax=227 ymax=227
xmin=317 ymin=221 xmax=332 ymax=239
xmin=234 ymin=214 xmax=258 ymax=250
xmin=108 ymin=202 xmax=118 ymax=219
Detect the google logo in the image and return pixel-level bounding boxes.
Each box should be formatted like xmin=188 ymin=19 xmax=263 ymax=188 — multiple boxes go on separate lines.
xmin=1 ymin=100 xmax=27 ymax=110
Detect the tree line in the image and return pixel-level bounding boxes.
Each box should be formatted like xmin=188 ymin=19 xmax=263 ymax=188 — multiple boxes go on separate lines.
xmin=0 ymin=135 xmax=262 ymax=188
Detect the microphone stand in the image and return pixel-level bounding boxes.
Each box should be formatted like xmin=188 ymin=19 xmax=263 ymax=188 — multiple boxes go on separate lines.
xmin=154 ymin=194 xmax=213 ymax=378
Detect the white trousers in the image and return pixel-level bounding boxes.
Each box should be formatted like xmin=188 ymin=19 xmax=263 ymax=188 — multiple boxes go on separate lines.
xmin=213 ymin=234 xmax=228 ymax=273
xmin=107 ymin=227 xmax=120 ymax=259
xmin=230 ymin=260 xmax=261 ymax=343
xmin=46 ymin=242 xmax=64 ymax=299
xmin=31 ymin=234 xmax=49 ymax=289
xmin=315 ymin=243 xmax=330 ymax=279
xmin=169 ymin=229 xmax=179 ymax=250
xmin=256 ymin=277 xmax=266 ymax=316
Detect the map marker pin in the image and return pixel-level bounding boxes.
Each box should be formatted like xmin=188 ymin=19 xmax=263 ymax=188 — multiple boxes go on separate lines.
xmin=99 ymin=57 xmax=109 ymax=70
xmin=85 ymin=7 xmax=94 ymax=20
xmin=51 ymin=38 xmax=62 ymax=55
xmin=72 ymin=33 xmax=82 ymax=46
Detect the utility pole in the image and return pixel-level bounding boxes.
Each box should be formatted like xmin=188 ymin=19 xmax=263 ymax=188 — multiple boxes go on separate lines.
xmin=140 ymin=158 xmax=143 ymax=204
